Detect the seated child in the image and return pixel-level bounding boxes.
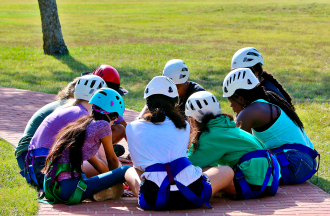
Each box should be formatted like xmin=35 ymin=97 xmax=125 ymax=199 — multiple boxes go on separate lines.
xmin=186 ymin=91 xmax=280 ymax=199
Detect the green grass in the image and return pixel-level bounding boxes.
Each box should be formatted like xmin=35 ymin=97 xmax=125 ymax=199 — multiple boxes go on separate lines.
xmin=0 ymin=139 xmax=39 ymax=215
xmin=0 ymin=0 xmax=329 ymax=207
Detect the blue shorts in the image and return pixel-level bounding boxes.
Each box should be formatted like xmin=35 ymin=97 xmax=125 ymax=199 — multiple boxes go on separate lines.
xmin=277 ymin=150 xmax=315 ymax=184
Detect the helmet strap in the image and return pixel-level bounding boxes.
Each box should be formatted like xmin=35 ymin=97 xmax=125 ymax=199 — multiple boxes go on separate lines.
xmin=231 ymin=94 xmax=247 ymax=108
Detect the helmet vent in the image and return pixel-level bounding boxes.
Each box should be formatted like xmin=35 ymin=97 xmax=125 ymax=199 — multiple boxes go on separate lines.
xmin=247 ymin=79 xmax=252 ymax=85
xmin=243 ymin=57 xmax=254 ymax=62
xmin=78 ymin=80 xmax=81 ymax=84
xmin=212 ymin=97 xmax=216 ymax=102
xmin=233 ymin=74 xmax=236 ymax=81
xmin=227 ymin=80 xmax=229 ymax=86
xmin=116 ymin=96 xmax=120 ymax=100
xmin=179 ymin=74 xmax=186 ymax=79
xmin=99 ymin=91 xmax=107 ymax=96
xmin=90 ymin=80 xmax=96 ymax=88
xmin=198 ymin=110 xmax=204 ymax=116
xmin=230 ymin=77 xmax=232 ymax=84
xmin=189 ymin=102 xmax=195 ymax=110
xmin=84 ymin=80 xmax=88 ymax=85
xmin=196 ymin=100 xmax=203 ymax=109
xmin=204 ymin=100 xmax=208 ymax=105
xmin=238 ymin=72 xmax=241 ymax=79
xmin=242 ymin=71 xmax=246 ymax=79
xmin=247 ymin=52 xmax=259 ymax=56
xmin=98 ymin=83 xmax=102 ymax=89
xmin=89 ymin=89 xmax=94 ymax=94
xmin=168 ymin=87 xmax=173 ymax=93
xmin=119 ymin=101 xmax=122 ymax=104
xmin=224 ymin=87 xmax=228 ymax=93
xmin=145 ymin=88 xmax=149 ymax=94
xmin=182 ymin=68 xmax=188 ymax=71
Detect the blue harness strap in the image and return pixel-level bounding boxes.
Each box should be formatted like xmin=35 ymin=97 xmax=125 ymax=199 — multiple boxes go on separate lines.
xmin=235 ymin=149 xmax=279 ymax=200
xmin=139 ymin=157 xmax=212 ymax=210
xmin=24 ymin=148 xmax=50 ymax=187
xmin=272 ymin=144 xmax=320 ymax=184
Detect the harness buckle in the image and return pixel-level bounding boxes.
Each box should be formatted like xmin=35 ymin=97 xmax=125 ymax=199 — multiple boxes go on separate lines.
xmin=77 ymin=181 xmax=87 ymax=192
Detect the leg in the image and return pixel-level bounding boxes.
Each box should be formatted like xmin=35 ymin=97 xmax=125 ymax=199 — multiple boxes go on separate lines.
xmin=203 ymin=166 xmax=234 ymax=195
xmin=124 ymin=167 xmax=141 ymax=197
xmin=82 ymin=166 xmax=130 ymax=200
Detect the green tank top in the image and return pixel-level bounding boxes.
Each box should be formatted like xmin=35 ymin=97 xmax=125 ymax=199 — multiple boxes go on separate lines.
xmin=251 ymin=99 xmax=313 ymax=150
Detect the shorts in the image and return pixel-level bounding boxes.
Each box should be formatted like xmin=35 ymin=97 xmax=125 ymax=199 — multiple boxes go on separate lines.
xmin=139 ymin=176 xmax=209 ymax=210
xmin=277 ymin=149 xmax=316 ymax=184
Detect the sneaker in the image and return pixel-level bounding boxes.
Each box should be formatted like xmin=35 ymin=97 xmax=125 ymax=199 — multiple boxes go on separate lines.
xmin=93 ymin=184 xmax=124 ymax=201
xmin=113 ymin=144 xmax=125 ymax=157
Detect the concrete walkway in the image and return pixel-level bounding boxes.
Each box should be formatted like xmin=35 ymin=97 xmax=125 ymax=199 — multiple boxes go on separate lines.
xmin=1 ymin=86 xmax=329 ymax=216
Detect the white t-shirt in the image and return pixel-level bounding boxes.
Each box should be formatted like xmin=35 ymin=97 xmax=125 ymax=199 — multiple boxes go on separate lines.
xmin=126 ymin=117 xmax=203 ymax=191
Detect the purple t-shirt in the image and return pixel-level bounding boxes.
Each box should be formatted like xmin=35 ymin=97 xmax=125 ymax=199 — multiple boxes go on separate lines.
xmin=57 ymin=120 xmax=111 ymax=181
xmin=114 ymin=116 xmax=124 ymax=124
xmin=29 ymin=103 xmax=89 ymax=151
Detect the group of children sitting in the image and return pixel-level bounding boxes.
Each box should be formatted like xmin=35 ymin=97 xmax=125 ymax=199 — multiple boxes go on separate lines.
xmin=15 ymin=47 xmax=320 ymax=210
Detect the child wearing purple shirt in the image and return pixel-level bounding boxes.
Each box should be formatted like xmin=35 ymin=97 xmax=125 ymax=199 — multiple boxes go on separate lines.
xmin=42 ymin=88 xmax=130 ymax=204
xmin=25 ymin=75 xmax=107 ymax=189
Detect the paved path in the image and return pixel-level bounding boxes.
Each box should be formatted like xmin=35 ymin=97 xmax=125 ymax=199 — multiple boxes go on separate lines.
xmin=1 ymin=86 xmax=329 ymax=216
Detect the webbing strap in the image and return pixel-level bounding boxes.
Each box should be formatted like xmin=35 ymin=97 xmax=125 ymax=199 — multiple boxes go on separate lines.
xmin=24 ymin=148 xmax=50 ymax=187
xmin=235 ymin=150 xmax=279 ymax=199
xmin=40 ymin=163 xmax=87 ymax=205
xmin=272 ymin=144 xmax=320 ymax=184
xmin=141 ymin=157 xmax=212 ymax=210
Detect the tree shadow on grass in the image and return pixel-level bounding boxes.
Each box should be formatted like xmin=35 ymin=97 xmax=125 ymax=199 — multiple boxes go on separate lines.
xmin=53 ymin=54 xmax=91 ymax=74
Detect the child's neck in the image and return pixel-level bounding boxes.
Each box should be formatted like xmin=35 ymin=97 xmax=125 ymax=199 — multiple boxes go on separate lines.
xmin=80 ymin=100 xmax=93 ymax=114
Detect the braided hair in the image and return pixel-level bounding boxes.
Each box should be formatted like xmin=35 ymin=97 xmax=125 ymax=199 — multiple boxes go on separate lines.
xmin=251 ymin=63 xmax=294 ymax=108
xmin=144 ymin=94 xmax=186 ymax=130
xmin=234 ymin=86 xmax=303 ymax=130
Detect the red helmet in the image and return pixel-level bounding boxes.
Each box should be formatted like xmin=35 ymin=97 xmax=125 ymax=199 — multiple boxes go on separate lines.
xmin=93 ymin=65 xmax=128 ymax=96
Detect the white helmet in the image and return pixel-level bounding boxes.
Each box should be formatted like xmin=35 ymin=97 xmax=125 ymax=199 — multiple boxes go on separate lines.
xmin=222 ymin=68 xmax=259 ymax=97
xmin=144 ymin=76 xmax=178 ymax=99
xmin=185 ymin=91 xmax=221 ymax=123
xmin=162 ymin=59 xmax=189 ymax=84
xmin=231 ymin=47 xmax=264 ymax=70
xmin=74 ymin=75 xmax=107 ymax=101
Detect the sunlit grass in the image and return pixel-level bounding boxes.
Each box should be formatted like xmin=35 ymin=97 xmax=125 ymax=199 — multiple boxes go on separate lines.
xmin=0 ymin=0 xmax=329 ymax=208
xmin=0 ymin=139 xmax=39 ymax=215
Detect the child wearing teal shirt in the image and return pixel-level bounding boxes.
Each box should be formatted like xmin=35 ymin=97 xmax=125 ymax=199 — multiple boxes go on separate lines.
xmin=185 ymin=91 xmax=280 ymax=199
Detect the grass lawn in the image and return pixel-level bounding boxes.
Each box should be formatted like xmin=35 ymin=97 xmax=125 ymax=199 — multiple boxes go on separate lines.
xmin=0 ymin=0 xmax=329 ymax=212
xmin=0 ymin=139 xmax=39 ymax=215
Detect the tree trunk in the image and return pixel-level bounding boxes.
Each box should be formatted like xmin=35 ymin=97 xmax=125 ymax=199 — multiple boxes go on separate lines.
xmin=38 ymin=0 xmax=69 ymax=55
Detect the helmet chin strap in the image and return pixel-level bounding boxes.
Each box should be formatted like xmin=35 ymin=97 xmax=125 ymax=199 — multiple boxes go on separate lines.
xmin=230 ymin=96 xmax=247 ymax=108
xmin=250 ymin=66 xmax=263 ymax=79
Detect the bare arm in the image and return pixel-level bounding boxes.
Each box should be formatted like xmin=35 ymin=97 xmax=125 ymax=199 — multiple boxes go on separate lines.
xmin=87 ymin=156 xmax=109 ymax=174
xmin=101 ymin=134 xmax=120 ymax=171
xmin=236 ymin=110 xmax=254 ymax=134
xmin=118 ymin=120 xmax=127 ymax=127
